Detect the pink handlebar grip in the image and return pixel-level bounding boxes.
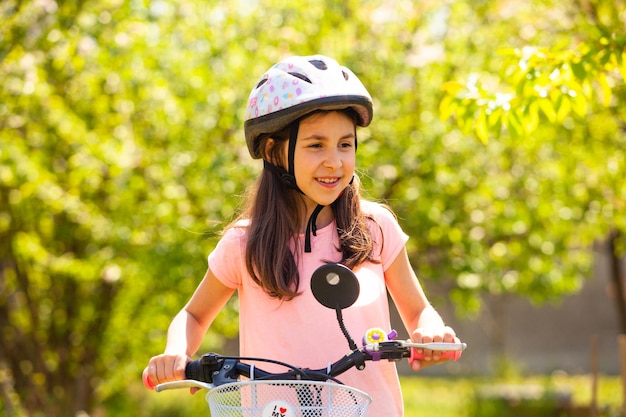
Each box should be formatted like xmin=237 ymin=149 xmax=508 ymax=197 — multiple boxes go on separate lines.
xmin=409 ymin=348 xmax=462 ymax=364
xmin=142 ymin=368 xmax=155 ymax=390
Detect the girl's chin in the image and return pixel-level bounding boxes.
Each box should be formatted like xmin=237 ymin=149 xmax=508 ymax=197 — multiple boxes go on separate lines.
xmin=312 ymin=193 xmax=344 ymax=207
xmin=303 ymin=193 xmax=341 ymax=208
xmin=301 ymin=182 xmax=349 ymax=206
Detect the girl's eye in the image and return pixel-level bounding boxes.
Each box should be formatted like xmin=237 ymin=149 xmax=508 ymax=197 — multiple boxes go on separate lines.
xmin=340 ymin=141 xmax=354 ymax=149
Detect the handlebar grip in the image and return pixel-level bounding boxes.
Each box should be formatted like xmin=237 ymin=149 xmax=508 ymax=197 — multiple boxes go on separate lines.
xmin=185 ymin=359 xmax=204 ymax=381
xmin=410 ymin=348 xmax=462 ymax=362
xmin=142 ymin=367 xmax=156 ymax=390
xmin=142 ymin=359 xmax=206 ymax=390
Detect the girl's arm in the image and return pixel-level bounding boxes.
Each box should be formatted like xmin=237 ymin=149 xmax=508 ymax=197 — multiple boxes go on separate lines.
xmin=146 ymin=268 xmax=235 ymax=385
xmin=384 ymin=247 xmax=458 ymax=372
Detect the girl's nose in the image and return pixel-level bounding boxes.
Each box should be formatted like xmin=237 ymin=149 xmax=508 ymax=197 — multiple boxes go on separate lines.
xmin=323 ymin=149 xmax=342 ymax=169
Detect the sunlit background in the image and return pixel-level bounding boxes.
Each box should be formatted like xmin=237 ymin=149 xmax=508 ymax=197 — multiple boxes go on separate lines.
xmin=1 ymin=0 xmax=624 ymax=415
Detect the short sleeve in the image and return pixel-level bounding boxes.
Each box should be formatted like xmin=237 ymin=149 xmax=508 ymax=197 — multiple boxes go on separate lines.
xmin=208 ymin=225 xmax=248 ymax=289
xmin=364 ymin=201 xmax=409 ymax=271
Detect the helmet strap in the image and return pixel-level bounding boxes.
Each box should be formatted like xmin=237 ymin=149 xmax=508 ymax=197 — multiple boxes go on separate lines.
xmin=263 ymin=160 xmax=299 ymax=190
xmin=304 ymin=204 xmax=324 ymax=253
xmin=287 ymin=121 xmax=299 ymax=184
xmin=261 ymin=120 xmax=301 ymax=191
xmin=261 ymin=119 xmax=335 ymax=254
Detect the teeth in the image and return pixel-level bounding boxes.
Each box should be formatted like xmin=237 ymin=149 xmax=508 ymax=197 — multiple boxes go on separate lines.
xmin=318 ymin=178 xmax=338 ymax=184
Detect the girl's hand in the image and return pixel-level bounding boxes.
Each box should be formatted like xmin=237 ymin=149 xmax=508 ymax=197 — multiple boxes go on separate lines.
xmin=143 ymin=353 xmax=198 ymax=393
xmin=409 ymin=326 xmax=459 ymax=372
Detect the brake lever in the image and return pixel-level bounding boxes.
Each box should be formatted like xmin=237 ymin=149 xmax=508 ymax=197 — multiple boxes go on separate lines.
xmin=155 ymin=380 xmax=214 ymax=392
xmin=402 ymin=341 xmax=467 ymax=351
xmin=405 ymin=340 xmax=467 ymax=362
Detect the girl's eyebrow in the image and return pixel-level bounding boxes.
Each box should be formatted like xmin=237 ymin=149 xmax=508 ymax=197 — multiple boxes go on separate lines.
xmin=300 ymin=132 xmax=356 ymax=141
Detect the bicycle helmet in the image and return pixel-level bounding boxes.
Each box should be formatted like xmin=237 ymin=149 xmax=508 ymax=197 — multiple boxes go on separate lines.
xmin=244 ymin=55 xmax=373 ymax=159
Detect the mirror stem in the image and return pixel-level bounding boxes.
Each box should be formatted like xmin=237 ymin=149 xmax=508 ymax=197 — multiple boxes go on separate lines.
xmin=336 ymin=308 xmax=358 ymax=351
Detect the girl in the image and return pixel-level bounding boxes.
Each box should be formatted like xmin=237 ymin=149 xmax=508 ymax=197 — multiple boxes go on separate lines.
xmin=145 ymin=54 xmax=460 ymax=416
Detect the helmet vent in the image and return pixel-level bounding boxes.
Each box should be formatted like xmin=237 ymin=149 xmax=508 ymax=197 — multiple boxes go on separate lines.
xmin=342 ymin=70 xmax=349 ymax=81
xmin=255 ymin=78 xmax=268 ymax=89
xmin=309 ymin=59 xmax=328 ymax=70
xmin=289 ymin=72 xmax=312 ymax=84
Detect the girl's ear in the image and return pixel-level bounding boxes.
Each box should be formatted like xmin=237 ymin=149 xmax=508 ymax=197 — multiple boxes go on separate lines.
xmin=264 ymin=138 xmax=275 ymax=157
xmin=263 ymin=138 xmax=282 ymax=166
xmin=256 ymin=136 xmax=273 ymax=160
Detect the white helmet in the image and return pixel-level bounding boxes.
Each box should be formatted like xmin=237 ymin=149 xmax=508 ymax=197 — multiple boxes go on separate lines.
xmin=244 ymin=55 xmax=373 ymax=159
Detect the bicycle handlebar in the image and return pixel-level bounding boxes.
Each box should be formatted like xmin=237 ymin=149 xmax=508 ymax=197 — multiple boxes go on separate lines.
xmin=145 ymin=264 xmax=467 ymax=392
xmin=143 ymin=334 xmax=466 ymax=391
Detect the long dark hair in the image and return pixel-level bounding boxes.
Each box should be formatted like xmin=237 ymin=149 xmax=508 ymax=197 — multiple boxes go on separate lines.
xmin=233 ymin=110 xmax=378 ymax=300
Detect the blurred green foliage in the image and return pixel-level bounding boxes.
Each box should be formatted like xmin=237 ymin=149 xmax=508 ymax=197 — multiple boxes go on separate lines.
xmin=0 ymin=0 xmax=624 ymax=415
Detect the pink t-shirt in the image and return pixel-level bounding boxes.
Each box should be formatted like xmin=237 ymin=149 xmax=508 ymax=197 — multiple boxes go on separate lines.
xmin=208 ymin=201 xmax=409 ymax=416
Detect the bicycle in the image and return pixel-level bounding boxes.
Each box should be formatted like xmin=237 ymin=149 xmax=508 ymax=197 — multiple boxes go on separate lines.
xmin=143 ymin=263 xmax=466 ymax=416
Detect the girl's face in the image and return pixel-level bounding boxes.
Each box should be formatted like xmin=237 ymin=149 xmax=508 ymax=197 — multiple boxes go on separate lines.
xmin=291 ymin=111 xmax=356 ymax=210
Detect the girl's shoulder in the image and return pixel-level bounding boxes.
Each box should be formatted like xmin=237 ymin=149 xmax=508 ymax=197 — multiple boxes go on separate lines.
xmin=220 ymin=219 xmax=250 ymax=241
xmin=361 ymin=199 xmax=408 ymax=263
xmin=360 ymin=199 xmax=398 ymax=224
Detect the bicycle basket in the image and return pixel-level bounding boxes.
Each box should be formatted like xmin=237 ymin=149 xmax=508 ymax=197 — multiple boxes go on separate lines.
xmin=206 ymin=380 xmax=371 ymax=417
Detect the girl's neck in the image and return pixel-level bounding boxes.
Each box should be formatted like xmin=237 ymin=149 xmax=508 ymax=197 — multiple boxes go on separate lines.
xmin=299 ymin=203 xmax=334 ymax=234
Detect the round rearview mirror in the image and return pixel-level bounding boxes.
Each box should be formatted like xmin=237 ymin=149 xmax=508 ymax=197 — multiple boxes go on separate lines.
xmin=310 ymin=263 xmax=359 ymax=310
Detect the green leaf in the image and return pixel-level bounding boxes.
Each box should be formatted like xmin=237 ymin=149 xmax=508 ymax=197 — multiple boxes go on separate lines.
xmin=556 ymin=94 xmax=572 ymax=121
xmin=571 ymin=91 xmax=588 ymax=117
xmin=439 ymin=94 xmax=457 ymax=121
xmin=506 ymin=109 xmax=523 ymax=137
xmin=570 ymin=60 xmax=587 ymax=81
xmin=475 ymin=108 xmax=489 ymax=144
xmin=524 ymin=100 xmax=540 ymax=133
xmin=597 ymin=73 xmax=613 ymax=107
xmin=537 ymin=97 xmax=557 ymax=122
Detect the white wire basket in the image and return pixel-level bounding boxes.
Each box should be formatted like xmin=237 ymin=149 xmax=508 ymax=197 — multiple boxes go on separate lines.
xmin=206 ymin=380 xmax=371 ymax=417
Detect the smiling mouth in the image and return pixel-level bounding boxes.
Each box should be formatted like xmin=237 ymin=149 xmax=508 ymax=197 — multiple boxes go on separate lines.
xmin=317 ymin=177 xmax=340 ymax=185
